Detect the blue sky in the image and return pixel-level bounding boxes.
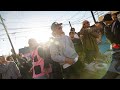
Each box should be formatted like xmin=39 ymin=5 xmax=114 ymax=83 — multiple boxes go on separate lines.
xmin=0 ymin=11 xmax=109 ymax=55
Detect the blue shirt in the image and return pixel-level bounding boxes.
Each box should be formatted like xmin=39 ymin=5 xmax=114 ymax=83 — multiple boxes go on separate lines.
xmin=98 ymin=34 xmax=111 ymax=54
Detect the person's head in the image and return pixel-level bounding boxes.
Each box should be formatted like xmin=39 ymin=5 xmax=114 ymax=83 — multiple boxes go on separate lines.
xmin=82 ymin=20 xmax=90 ymax=28
xmin=103 ymin=14 xmax=113 ymax=26
xmin=69 ymin=31 xmax=74 ymax=39
xmin=6 ymin=56 xmax=14 ymax=61
xmin=95 ymin=22 xmax=104 ymax=29
xmin=18 ymin=53 xmax=23 ymax=59
xmin=111 ymin=13 xmax=118 ymax=21
xmin=28 ymin=38 xmax=38 ymax=49
xmin=11 ymin=54 xmax=17 ymax=60
xmin=95 ymin=22 xmax=105 ymax=35
xmin=70 ymin=28 xmax=75 ymax=32
xmin=0 ymin=56 xmax=6 ymax=64
xmin=51 ymin=22 xmax=64 ymax=36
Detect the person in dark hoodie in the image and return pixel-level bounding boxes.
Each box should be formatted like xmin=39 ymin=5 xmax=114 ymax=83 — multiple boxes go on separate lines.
xmin=0 ymin=56 xmax=21 ymax=79
xmin=102 ymin=14 xmax=120 ymax=79
xmin=17 ymin=54 xmax=32 ymax=79
xmin=0 ymin=56 xmax=7 ymax=79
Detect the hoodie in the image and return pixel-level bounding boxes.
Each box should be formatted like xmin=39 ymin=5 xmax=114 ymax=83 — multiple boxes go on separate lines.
xmin=0 ymin=62 xmax=21 ymax=79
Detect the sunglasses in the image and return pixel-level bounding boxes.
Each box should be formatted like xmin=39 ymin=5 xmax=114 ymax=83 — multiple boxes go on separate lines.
xmin=57 ymin=27 xmax=62 ymax=30
xmin=83 ymin=22 xmax=89 ymax=25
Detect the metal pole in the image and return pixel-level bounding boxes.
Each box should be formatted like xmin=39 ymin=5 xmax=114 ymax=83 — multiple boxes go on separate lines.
xmin=69 ymin=21 xmax=72 ymax=28
xmin=0 ymin=14 xmax=16 ymax=55
xmin=91 ymin=11 xmax=96 ymax=23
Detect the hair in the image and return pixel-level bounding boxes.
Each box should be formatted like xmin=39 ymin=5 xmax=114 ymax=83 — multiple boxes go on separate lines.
xmin=0 ymin=56 xmax=7 ymax=63
xmin=69 ymin=31 xmax=74 ymax=35
xmin=95 ymin=21 xmax=105 ymax=35
xmin=28 ymin=38 xmax=37 ymax=44
xmin=111 ymin=12 xmax=118 ymax=16
xmin=82 ymin=20 xmax=90 ymax=29
xmin=6 ymin=56 xmax=12 ymax=61
xmin=70 ymin=28 xmax=75 ymax=32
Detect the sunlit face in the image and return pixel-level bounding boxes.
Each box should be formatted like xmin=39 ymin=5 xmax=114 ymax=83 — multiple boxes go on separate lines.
xmin=69 ymin=32 xmax=74 ymax=39
xmin=54 ymin=25 xmax=63 ymax=35
xmin=9 ymin=57 xmax=13 ymax=61
xmin=28 ymin=39 xmax=38 ymax=49
xmin=95 ymin=23 xmax=103 ymax=29
xmin=104 ymin=21 xmax=113 ymax=26
xmin=0 ymin=56 xmax=6 ymax=63
xmin=83 ymin=21 xmax=90 ymax=28
xmin=112 ymin=14 xmax=117 ymax=21
xmin=6 ymin=56 xmax=13 ymax=61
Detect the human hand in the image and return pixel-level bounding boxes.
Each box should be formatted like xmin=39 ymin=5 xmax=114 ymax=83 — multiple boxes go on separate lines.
xmin=65 ymin=58 xmax=74 ymax=65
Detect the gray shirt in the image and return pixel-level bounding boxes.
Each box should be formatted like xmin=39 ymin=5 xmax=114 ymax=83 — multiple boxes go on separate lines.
xmin=0 ymin=64 xmax=8 ymax=73
xmin=50 ymin=34 xmax=78 ymax=65
xmin=0 ymin=61 xmax=21 ymax=79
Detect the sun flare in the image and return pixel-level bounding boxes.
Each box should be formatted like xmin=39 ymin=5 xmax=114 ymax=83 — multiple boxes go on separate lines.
xmin=28 ymin=30 xmax=52 ymax=44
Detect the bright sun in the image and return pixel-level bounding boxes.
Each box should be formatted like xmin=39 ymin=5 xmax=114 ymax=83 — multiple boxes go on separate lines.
xmin=28 ymin=29 xmax=52 ymax=44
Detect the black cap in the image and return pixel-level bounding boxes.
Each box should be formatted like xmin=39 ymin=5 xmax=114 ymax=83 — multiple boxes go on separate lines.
xmin=103 ymin=14 xmax=112 ymax=21
xmin=70 ymin=28 xmax=75 ymax=32
xmin=51 ymin=22 xmax=62 ymax=31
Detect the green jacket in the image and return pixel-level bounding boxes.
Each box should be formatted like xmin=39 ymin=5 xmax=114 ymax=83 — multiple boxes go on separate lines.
xmin=80 ymin=27 xmax=99 ymax=52
xmin=71 ymin=38 xmax=83 ymax=53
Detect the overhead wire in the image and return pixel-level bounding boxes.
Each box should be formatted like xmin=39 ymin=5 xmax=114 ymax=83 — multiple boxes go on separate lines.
xmin=0 ymin=11 xmax=109 ymax=39
xmin=63 ymin=11 xmax=81 ymax=23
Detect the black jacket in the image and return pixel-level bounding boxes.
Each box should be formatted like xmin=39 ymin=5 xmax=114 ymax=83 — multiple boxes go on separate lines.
xmin=104 ymin=20 xmax=120 ymax=44
xmin=38 ymin=47 xmax=51 ymax=68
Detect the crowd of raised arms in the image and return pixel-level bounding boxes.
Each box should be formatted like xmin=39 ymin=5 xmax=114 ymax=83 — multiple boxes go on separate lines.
xmin=0 ymin=12 xmax=120 ymax=79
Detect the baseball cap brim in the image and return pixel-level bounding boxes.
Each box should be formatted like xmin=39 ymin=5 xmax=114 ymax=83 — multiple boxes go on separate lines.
xmin=51 ymin=22 xmax=62 ymax=31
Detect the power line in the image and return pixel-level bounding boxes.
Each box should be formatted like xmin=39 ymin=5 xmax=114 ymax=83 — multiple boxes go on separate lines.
xmin=0 ymin=27 xmax=52 ymax=36
xmin=69 ymin=11 xmax=102 ymax=25
xmin=63 ymin=14 xmax=93 ymax=26
xmin=63 ymin=11 xmax=81 ymax=23
xmin=0 ymin=11 xmax=109 ymax=36
xmin=71 ymin=11 xmax=87 ymax=24
xmin=54 ymin=11 xmax=71 ymax=22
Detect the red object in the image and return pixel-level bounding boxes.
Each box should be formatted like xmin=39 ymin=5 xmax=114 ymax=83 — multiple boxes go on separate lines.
xmin=112 ymin=44 xmax=120 ymax=49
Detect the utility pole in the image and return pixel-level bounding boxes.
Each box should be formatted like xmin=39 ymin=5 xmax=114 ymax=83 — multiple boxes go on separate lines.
xmin=0 ymin=14 xmax=16 ymax=55
xmin=91 ymin=11 xmax=96 ymax=23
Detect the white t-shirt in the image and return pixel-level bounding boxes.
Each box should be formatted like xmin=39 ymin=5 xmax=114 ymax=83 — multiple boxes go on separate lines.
xmin=74 ymin=33 xmax=79 ymax=39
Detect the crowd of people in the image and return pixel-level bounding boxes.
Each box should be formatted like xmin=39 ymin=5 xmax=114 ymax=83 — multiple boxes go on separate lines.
xmin=0 ymin=11 xmax=120 ymax=79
